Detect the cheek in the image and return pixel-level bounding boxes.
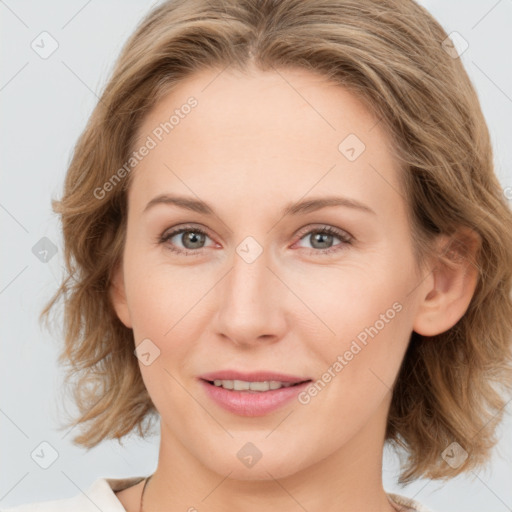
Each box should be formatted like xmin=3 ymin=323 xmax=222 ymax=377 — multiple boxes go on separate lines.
xmin=124 ymin=262 xmax=200 ymax=417
xmin=123 ymin=242 xmax=191 ymax=335
xmin=126 ymin=280 xmax=175 ymax=340
xmin=295 ymin=278 xmax=414 ymax=443
xmin=123 ymin=249 xmax=206 ymax=372
xmin=294 ymin=258 xmax=413 ymax=344
xmin=301 ymin=255 xmax=417 ymax=394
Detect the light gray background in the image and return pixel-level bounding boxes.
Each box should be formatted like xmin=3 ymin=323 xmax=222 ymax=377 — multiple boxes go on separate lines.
xmin=1 ymin=0 xmax=511 ymax=510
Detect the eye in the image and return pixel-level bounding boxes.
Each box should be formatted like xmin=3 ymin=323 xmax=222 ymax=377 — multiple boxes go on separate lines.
xmin=158 ymin=224 xmax=353 ymax=256
xmin=294 ymin=225 xmax=353 ymax=255
xmin=158 ymin=225 xmax=215 ymax=256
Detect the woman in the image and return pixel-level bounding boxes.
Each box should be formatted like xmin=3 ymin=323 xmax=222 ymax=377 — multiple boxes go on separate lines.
xmin=6 ymin=0 xmax=512 ymax=511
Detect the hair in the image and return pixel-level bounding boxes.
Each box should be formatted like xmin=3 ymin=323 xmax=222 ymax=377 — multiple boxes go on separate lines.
xmin=40 ymin=0 xmax=512 ymax=484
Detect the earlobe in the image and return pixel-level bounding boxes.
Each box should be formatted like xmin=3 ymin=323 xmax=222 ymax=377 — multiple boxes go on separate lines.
xmin=413 ymin=228 xmax=481 ymax=337
xmin=109 ymin=261 xmax=133 ymax=329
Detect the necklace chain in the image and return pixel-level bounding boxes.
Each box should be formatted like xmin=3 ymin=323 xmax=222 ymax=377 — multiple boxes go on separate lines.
xmin=139 ymin=474 xmax=153 ymax=512
xmin=138 ymin=473 xmax=401 ymax=512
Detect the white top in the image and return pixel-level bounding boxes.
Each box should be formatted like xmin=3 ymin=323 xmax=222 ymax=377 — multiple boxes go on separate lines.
xmin=2 ymin=476 xmax=436 ymax=512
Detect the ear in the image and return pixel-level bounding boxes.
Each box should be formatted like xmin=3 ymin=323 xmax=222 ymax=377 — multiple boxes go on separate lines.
xmin=413 ymin=227 xmax=481 ymax=336
xmin=109 ymin=260 xmax=133 ymax=329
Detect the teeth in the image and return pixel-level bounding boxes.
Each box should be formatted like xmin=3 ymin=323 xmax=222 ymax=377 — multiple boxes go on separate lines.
xmin=212 ymin=379 xmax=295 ymax=391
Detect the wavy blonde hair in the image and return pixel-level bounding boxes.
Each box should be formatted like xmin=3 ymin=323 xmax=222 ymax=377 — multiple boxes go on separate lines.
xmin=40 ymin=0 xmax=512 ymax=483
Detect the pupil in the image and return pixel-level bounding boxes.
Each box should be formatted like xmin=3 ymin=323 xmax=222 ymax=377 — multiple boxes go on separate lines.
xmin=184 ymin=231 xmax=204 ymax=249
xmin=312 ymin=232 xmax=332 ymax=249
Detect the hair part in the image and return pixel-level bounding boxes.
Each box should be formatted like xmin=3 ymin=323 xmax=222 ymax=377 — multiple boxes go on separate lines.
xmin=40 ymin=0 xmax=512 ymax=484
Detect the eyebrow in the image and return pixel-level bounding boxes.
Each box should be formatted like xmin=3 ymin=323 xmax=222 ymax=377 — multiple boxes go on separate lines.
xmin=143 ymin=193 xmax=376 ymax=217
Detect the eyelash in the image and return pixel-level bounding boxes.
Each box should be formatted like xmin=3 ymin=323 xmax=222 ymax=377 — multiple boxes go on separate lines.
xmin=157 ymin=224 xmax=353 ymax=257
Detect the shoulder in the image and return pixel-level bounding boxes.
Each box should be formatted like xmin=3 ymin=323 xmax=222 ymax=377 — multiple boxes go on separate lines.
xmin=1 ymin=476 xmax=145 ymax=512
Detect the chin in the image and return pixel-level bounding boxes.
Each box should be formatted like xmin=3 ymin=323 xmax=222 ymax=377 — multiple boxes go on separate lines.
xmin=197 ymin=442 xmax=310 ymax=481
xmin=216 ymin=459 xmax=305 ymax=481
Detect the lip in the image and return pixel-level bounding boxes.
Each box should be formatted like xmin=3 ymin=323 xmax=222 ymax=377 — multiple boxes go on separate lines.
xmin=198 ymin=370 xmax=312 ymax=417
xmin=199 ymin=370 xmax=310 ymax=384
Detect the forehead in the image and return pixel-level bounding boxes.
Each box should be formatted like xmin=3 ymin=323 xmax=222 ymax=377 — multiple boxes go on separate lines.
xmin=129 ymin=66 xmax=403 ymax=213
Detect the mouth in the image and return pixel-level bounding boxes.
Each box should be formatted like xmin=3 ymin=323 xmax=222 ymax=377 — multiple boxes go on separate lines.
xmin=201 ymin=378 xmax=311 ymax=392
xmin=198 ymin=371 xmax=313 ymax=416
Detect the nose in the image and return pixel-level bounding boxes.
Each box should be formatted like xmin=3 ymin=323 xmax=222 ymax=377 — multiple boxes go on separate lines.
xmin=213 ymin=243 xmax=288 ymax=348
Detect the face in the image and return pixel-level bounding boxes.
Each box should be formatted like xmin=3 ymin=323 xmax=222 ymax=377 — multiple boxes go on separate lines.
xmin=111 ymin=66 xmax=429 ymax=480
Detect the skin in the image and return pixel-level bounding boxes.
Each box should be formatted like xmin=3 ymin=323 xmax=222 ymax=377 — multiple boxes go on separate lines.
xmin=110 ymin=65 xmax=479 ymax=512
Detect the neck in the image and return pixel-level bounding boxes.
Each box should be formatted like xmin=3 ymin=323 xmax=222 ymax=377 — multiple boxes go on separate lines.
xmin=143 ymin=400 xmax=397 ymax=512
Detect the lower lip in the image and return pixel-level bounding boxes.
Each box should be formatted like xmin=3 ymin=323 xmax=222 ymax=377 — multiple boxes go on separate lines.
xmin=199 ymin=379 xmax=311 ymax=416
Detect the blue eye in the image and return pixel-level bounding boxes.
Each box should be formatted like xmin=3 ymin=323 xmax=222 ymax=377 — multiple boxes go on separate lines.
xmin=295 ymin=225 xmax=353 ymax=254
xmin=158 ymin=226 xmax=213 ymax=256
xmin=158 ymin=224 xmax=353 ymax=256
